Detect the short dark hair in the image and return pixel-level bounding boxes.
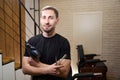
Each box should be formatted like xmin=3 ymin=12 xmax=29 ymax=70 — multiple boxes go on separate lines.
xmin=41 ymin=6 xmax=59 ymax=18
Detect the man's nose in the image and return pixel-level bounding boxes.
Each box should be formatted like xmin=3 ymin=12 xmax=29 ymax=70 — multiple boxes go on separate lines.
xmin=45 ymin=19 xmax=49 ymax=24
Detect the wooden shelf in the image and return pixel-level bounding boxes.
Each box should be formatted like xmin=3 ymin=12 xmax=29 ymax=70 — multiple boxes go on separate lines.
xmin=2 ymin=57 xmax=14 ymax=65
xmin=0 ymin=50 xmax=2 ymax=54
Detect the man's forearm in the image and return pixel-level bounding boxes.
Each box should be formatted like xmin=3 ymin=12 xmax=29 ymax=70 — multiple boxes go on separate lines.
xmin=22 ymin=57 xmax=50 ymax=75
xmin=22 ymin=62 xmax=49 ymax=75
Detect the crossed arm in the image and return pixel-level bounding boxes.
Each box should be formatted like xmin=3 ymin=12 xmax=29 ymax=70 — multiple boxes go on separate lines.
xmin=22 ymin=56 xmax=71 ymax=78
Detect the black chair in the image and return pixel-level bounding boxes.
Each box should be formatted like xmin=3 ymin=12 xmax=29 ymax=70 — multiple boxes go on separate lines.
xmin=76 ymin=44 xmax=107 ymax=80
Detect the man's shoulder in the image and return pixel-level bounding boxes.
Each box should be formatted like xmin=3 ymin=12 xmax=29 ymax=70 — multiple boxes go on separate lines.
xmin=56 ymin=34 xmax=70 ymax=44
xmin=56 ymin=34 xmax=67 ymax=40
xmin=28 ymin=34 xmax=42 ymax=43
xmin=30 ymin=34 xmax=42 ymax=40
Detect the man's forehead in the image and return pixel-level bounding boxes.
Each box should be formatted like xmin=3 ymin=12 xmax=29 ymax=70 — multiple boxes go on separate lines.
xmin=41 ymin=10 xmax=56 ymax=16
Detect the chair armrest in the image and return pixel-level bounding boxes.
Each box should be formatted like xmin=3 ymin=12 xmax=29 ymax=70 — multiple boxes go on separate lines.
xmin=85 ymin=59 xmax=106 ymax=63
xmin=84 ymin=54 xmax=100 ymax=59
xmin=85 ymin=59 xmax=106 ymax=66
xmin=72 ymin=72 xmax=102 ymax=80
xmin=78 ymin=59 xmax=106 ymax=67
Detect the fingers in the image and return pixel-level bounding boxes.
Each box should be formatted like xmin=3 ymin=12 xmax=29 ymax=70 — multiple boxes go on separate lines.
xmin=47 ymin=63 xmax=64 ymax=75
xmin=47 ymin=63 xmax=63 ymax=75
xmin=55 ymin=70 xmax=60 ymax=75
xmin=55 ymin=65 xmax=64 ymax=69
xmin=51 ymin=68 xmax=60 ymax=76
xmin=52 ymin=63 xmax=64 ymax=69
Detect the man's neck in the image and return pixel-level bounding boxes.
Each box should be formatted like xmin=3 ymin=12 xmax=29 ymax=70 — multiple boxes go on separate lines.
xmin=42 ymin=31 xmax=56 ymax=38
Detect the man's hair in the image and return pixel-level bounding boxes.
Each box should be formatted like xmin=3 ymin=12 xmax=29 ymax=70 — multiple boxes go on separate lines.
xmin=41 ymin=6 xmax=59 ymax=18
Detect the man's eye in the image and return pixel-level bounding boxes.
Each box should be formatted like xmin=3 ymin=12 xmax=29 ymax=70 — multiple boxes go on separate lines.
xmin=49 ymin=17 xmax=54 ymax=19
xmin=41 ymin=16 xmax=46 ymax=19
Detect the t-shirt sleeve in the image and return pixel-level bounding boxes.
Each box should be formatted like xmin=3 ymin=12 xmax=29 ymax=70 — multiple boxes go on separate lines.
xmin=61 ymin=39 xmax=71 ymax=60
xmin=24 ymin=37 xmax=36 ymax=57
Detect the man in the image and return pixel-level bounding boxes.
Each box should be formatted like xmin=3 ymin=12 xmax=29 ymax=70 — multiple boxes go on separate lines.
xmin=22 ymin=6 xmax=72 ymax=80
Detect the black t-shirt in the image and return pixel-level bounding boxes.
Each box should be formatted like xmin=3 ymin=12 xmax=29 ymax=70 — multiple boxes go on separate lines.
xmin=24 ymin=33 xmax=72 ymax=80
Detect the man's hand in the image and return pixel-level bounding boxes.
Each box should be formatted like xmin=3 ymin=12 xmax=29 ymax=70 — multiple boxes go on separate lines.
xmin=46 ymin=63 xmax=64 ymax=75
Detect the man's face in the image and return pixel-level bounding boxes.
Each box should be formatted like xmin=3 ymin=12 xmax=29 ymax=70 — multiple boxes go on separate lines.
xmin=40 ymin=10 xmax=59 ymax=33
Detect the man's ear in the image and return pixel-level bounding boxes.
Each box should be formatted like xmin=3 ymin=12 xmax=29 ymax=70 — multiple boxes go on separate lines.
xmin=56 ymin=18 xmax=59 ymax=23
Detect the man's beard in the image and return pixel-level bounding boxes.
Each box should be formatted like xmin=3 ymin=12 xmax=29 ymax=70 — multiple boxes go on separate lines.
xmin=43 ymin=26 xmax=55 ymax=33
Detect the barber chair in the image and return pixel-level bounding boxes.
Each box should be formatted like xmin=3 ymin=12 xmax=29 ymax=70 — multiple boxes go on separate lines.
xmin=76 ymin=44 xmax=107 ymax=80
